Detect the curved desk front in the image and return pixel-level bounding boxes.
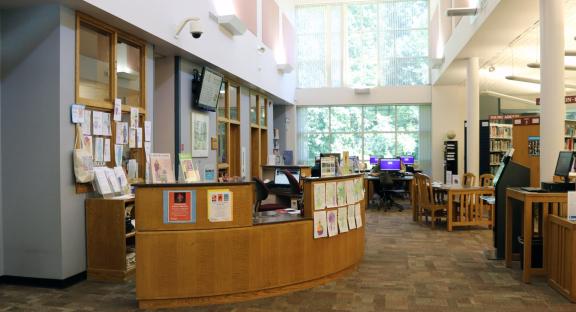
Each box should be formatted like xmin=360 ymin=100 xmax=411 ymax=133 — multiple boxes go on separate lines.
xmin=135 ymin=176 xmax=365 ymax=309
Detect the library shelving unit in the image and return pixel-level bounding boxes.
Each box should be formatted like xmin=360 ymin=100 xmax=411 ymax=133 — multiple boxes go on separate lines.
xmin=489 ymin=123 xmax=513 ymax=174
xmin=564 ymin=120 xmax=576 ymax=150
xmin=272 ymin=128 xmax=280 ymax=165
xmin=85 ymin=196 xmax=136 ymax=281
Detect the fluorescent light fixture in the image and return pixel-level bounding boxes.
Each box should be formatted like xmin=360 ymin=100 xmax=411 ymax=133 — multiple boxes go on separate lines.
xmin=527 ymin=62 xmax=576 ymax=71
xmin=505 ymin=75 xmax=576 ymax=89
xmin=209 ymin=12 xmax=246 ymax=36
xmin=481 ymin=91 xmax=536 ymax=105
xmin=566 ymin=50 xmax=576 ymax=56
xmin=217 ymin=14 xmax=246 ymax=35
xmin=446 ymin=7 xmax=478 ymax=16
xmin=354 ymin=88 xmax=371 ymax=95
xmin=429 ymin=57 xmax=444 ymax=69
xmin=277 ymin=63 xmax=293 ymax=74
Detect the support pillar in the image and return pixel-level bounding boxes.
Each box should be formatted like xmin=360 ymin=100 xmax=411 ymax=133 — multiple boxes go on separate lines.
xmin=539 ymin=0 xmax=565 ymax=182
xmin=466 ymin=57 xmax=480 ymax=178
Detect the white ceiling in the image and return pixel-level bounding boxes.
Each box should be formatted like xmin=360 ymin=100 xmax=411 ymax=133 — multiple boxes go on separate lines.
xmin=436 ymin=0 xmax=576 ymax=104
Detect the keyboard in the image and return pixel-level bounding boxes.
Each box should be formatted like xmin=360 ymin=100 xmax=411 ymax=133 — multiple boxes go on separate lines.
xmin=520 ymin=187 xmax=548 ymax=193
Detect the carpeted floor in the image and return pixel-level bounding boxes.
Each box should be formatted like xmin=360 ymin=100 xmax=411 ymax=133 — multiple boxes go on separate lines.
xmin=0 ymin=207 xmax=574 ymax=312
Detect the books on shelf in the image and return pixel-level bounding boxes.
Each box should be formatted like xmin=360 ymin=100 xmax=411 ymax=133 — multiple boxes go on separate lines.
xmin=489 ymin=123 xmax=512 ymax=138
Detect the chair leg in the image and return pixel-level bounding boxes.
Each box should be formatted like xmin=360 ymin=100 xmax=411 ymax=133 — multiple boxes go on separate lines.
xmin=431 ymin=210 xmax=435 ymax=229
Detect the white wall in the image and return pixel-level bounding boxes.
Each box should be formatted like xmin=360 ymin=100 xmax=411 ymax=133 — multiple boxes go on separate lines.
xmin=431 ymin=85 xmax=466 ymax=182
xmin=82 ymin=0 xmax=296 ymax=104
xmin=295 ymin=86 xmax=432 ymax=106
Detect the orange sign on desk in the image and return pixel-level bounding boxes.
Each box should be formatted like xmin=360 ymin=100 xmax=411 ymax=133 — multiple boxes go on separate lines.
xmin=163 ymin=190 xmax=196 ymax=223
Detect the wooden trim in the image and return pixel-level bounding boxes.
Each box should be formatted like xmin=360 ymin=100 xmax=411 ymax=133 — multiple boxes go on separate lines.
xmin=138 ymin=264 xmax=358 ymax=309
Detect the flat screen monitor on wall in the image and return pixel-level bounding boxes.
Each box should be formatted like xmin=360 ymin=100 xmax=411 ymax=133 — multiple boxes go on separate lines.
xmin=379 ymin=158 xmax=401 ymax=171
xmin=192 ymin=67 xmax=223 ymax=112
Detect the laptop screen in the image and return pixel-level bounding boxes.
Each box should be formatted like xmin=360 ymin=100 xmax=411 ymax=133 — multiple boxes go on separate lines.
xmin=274 ymin=168 xmax=300 ymax=185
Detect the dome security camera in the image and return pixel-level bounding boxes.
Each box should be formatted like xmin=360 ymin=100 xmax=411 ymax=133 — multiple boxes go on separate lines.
xmin=189 ymin=19 xmax=202 ymax=39
xmin=175 ymin=17 xmax=203 ymax=39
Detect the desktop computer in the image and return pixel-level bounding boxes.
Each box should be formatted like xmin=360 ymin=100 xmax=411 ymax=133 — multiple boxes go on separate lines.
xmin=541 ymin=151 xmax=576 ymax=192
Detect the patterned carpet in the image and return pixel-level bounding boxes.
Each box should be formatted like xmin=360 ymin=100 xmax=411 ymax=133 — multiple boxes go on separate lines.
xmin=0 ymin=207 xmax=574 ymax=312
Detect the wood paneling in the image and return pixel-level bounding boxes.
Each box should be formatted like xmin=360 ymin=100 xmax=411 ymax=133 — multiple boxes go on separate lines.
xmin=86 ymin=198 xmax=135 ymax=281
xmin=512 ymin=124 xmax=540 ymax=186
xmin=136 ymin=220 xmax=364 ymax=307
xmin=136 ymin=184 xmax=254 ymax=231
xmin=251 ymin=127 xmax=260 ymax=177
xmin=230 ymin=124 xmax=241 ymax=176
xmin=546 ymin=215 xmax=576 ymax=302
xmin=260 ymin=129 xmax=268 ymax=168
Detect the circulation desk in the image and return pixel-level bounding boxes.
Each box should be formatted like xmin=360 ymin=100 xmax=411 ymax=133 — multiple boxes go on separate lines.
xmin=134 ymin=177 xmax=365 ymax=309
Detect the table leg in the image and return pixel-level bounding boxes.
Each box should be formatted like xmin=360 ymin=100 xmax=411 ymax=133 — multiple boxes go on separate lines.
xmin=542 ymin=202 xmax=549 ymax=276
xmin=447 ymin=191 xmax=453 ymax=232
xmin=505 ymin=195 xmax=513 ymax=268
xmin=522 ymin=199 xmax=533 ymax=283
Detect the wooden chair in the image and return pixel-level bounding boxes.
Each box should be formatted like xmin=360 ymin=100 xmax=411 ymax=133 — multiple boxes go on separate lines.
xmin=462 ymin=173 xmax=476 ymax=187
xmin=416 ymin=173 xmax=447 ymax=229
xmin=479 ymin=173 xmax=494 ymax=186
xmin=479 ymin=173 xmax=495 ymax=228
xmin=412 ymin=173 xmax=422 ymax=221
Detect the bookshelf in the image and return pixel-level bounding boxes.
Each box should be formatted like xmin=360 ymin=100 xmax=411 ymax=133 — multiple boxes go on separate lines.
xmin=489 ymin=123 xmax=513 ymax=174
xmin=85 ymin=197 xmax=136 ymax=281
xmin=564 ymin=120 xmax=576 ymax=150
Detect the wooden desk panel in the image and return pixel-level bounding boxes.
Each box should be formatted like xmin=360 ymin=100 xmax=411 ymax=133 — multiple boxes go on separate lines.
xmin=136 ymin=183 xmax=253 ymax=231
xmin=136 ymin=220 xmax=365 ymax=308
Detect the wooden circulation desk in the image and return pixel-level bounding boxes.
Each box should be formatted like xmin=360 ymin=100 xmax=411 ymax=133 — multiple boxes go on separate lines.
xmin=135 ymin=177 xmax=365 ymax=309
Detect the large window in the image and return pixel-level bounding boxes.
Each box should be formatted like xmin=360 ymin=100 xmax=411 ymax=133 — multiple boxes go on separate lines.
xmin=296 ymin=1 xmax=429 ymax=88
xmin=297 ymin=104 xmax=431 ymax=172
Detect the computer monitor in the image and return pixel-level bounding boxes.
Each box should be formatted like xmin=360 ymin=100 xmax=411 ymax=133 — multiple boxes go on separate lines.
xmin=400 ymin=155 xmax=415 ymax=165
xmin=274 ymin=168 xmax=300 ymax=185
xmin=379 ymin=158 xmax=401 ymax=171
xmin=554 ymin=151 xmax=575 ymax=179
xmin=369 ymin=155 xmax=379 ymax=165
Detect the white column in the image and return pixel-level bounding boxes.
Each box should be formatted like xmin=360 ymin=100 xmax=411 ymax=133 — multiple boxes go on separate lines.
xmin=540 ymin=0 xmax=565 ymax=182
xmin=466 ymin=57 xmax=480 ymax=178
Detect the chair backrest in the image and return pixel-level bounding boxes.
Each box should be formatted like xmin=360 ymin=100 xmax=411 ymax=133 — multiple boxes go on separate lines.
xmin=462 ymin=173 xmax=476 ymax=187
xmin=415 ymin=173 xmax=433 ymax=208
xmin=479 ymin=173 xmax=494 ymax=187
xmin=379 ymin=171 xmax=394 ymax=189
xmin=283 ymin=170 xmax=302 ymax=194
xmin=253 ymin=177 xmax=270 ymax=201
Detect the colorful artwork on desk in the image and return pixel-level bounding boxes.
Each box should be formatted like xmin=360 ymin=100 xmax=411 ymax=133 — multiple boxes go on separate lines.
xmin=354 ymin=178 xmax=364 ymax=200
xmin=326 ymin=209 xmax=338 ymax=237
xmin=313 ymin=211 xmax=328 ymax=239
xmin=337 ymin=182 xmax=347 ymax=206
xmin=163 ymin=190 xmax=197 ymax=224
xmin=314 ymin=183 xmax=326 ymax=210
xmin=345 ymin=180 xmax=355 ymax=204
xmin=207 ymin=189 xmax=233 ymax=222
xmin=337 ymin=207 xmax=349 ymax=233
xmin=347 ymin=204 xmax=357 ymax=229
xmin=150 ymin=153 xmax=176 ymax=183
xmin=325 ymin=182 xmax=337 ymax=208
xmin=355 ymin=204 xmax=363 ymax=228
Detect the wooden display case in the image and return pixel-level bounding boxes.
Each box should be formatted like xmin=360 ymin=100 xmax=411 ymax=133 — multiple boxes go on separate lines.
xmin=85 ymin=196 xmax=136 ymax=281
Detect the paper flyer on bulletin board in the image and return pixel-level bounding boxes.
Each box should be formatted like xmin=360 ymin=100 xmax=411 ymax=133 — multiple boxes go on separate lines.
xmin=163 ymin=190 xmax=196 ymax=224
xmin=207 ymin=189 xmax=233 ymax=222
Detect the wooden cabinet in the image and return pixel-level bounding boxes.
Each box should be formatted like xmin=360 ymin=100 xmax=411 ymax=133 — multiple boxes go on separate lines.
xmin=546 ymin=215 xmax=576 ymax=302
xmin=85 ymin=197 xmax=136 ymax=281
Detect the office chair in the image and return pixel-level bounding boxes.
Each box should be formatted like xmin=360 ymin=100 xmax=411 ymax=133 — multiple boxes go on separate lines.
xmin=253 ymin=177 xmax=287 ymax=214
xmin=378 ymin=172 xmax=404 ymax=211
xmin=283 ymin=170 xmax=303 ymax=210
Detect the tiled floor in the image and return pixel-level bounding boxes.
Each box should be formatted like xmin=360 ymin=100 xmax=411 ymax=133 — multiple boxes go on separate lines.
xmin=0 ymin=207 xmax=574 ymax=312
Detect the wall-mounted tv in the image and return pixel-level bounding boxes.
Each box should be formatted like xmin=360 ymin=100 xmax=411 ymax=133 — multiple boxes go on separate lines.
xmin=192 ymin=67 xmax=223 ymax=112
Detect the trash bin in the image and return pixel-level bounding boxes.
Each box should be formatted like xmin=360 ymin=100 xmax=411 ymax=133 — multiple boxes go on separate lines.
xmin=517 ymin=235 xmax=543 ymax=269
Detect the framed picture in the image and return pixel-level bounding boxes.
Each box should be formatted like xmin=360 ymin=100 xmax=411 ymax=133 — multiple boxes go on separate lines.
xmin=191 ymin=111 xmax=210 ymax=157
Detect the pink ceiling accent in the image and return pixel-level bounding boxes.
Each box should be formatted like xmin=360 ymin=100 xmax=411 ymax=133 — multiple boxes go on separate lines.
xmin=233 ymin=0 xmax=257 ymax=35
xmin=262 ymin=0 xmax=279 ymax=50
xmin=283 ymin=14 xmax=295 ymax=65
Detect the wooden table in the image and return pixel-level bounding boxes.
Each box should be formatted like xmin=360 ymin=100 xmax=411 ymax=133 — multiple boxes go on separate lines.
xmin=435 ymin=184 xmax=494 ymax=232
xmin=505 ymin=188 xmax=567 ymax=283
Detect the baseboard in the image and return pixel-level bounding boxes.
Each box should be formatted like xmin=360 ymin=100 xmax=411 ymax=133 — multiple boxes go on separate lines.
xmin=0 ymin=271 xmax=86 ymax=288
